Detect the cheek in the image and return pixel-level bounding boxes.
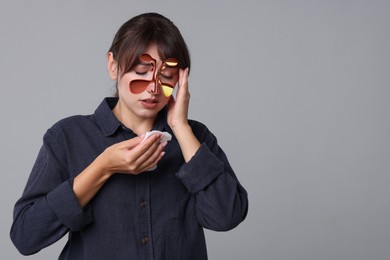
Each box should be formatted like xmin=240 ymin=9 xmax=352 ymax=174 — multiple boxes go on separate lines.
xmin=116 ymin=80 xmax=135 ymax=100
xmin=116 ymin=81 xmax=127 ymax=95
xmin=159 ymin=96 xmax=171 ymax=107
xmin=117 ymin=74 xmax=132 ymax=90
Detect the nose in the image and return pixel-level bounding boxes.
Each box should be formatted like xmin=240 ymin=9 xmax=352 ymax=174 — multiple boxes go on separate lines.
xmin=147 ymin=79 xmax=161 ymax=95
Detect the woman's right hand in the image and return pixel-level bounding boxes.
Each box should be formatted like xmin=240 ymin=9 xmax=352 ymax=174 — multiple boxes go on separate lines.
xmin=73 ymin=133 xmax=166 ymax=207
xmin=99 ymin=133 xmax=166 ymax=175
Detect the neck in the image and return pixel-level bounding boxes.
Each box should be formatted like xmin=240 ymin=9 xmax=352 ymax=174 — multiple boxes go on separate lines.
xmin=113 ymin=102 xmax=155 ymax=136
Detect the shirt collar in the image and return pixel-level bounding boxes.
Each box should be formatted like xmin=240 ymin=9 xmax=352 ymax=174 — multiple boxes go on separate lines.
xmin=94 ymin=97 xmax=171 ymax=137
xmin=94 ymin=97 xmax=122 ymax=137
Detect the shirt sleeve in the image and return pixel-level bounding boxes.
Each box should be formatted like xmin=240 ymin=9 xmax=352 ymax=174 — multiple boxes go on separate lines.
xmin=10 ymin=128 xmax=93 ymax=256
xmin=175 ymin=122 xmax=249 ymax=231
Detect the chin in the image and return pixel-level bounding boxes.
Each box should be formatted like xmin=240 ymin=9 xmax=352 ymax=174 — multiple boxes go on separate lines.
xmin=138 ymin=110 xmax=160 ymax=119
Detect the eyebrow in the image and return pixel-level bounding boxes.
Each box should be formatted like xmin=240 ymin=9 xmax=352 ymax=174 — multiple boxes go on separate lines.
xmin=134 ymin=62 xmax=154 ymax=71
xmin=162 ymin=66 xmax=178 ymax=70
xmin=138 ymin=62 xmax=153 ymax=67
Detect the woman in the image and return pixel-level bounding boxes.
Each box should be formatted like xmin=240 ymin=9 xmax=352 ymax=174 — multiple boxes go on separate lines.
xmin=10 ymin=12 xmax=248 ymax=260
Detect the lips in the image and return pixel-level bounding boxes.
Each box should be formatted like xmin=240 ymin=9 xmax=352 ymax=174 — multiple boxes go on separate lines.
xmin=140 ymin=98 xmax=159 ymax=109
xmin=141 ymin=98 xmax=158 ymax=104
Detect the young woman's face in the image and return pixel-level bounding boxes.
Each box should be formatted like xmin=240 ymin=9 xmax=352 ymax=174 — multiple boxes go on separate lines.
xmin=112 ymin=44 xmax=179 ymax=120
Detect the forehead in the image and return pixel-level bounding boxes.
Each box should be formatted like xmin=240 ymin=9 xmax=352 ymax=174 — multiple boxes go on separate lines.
xmin=143 ymin=44 xmax=162 ymax=64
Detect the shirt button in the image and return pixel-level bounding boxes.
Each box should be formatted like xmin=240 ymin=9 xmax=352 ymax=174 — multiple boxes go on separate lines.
xmin=140 ymin=200 xmax=147 ymax=208
xmin=141 ymin=236 xmax=149 ymax=245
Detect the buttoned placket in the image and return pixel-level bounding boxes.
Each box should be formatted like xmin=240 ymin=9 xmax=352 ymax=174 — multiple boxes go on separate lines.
xmin=135 ymin=172 xmax=153 ymax=259
xmin=120 ymin=128 xmax=154 ymax=259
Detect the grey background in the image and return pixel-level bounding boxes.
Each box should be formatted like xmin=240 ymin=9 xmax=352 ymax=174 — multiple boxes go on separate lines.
xmin=1 ymin=0 xmax=389 ymax=259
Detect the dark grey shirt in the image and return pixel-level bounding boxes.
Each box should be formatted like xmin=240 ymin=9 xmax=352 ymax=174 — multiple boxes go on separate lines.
xmin=10 ymin=98 xmax=248 ymax=260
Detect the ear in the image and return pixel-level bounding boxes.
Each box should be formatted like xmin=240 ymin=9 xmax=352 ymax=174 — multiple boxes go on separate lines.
xmin=107 ymin=52 xmax=118 ymax=80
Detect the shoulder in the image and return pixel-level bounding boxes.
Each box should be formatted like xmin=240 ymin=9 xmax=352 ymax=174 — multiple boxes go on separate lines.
xmin=50 ymin=114 xmax=93 ymax=131
xmin=44 ymin=114 xmax=95 ymax=142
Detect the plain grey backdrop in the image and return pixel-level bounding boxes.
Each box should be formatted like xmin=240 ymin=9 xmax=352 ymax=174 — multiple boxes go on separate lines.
xmin=1 ymin=0 xmax=389 ymax=259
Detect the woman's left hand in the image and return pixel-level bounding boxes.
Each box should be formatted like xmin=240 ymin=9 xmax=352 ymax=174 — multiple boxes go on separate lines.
xmin=167 ymin=67 xmax=201 ymax=162
xmin=167 ymin=68 xmax=190 ymax=130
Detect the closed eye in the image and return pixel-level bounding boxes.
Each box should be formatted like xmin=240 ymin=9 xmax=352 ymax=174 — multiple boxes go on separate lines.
xmin=160 ymin=74 xmax=173 ymax=80
xmin=135 ymin=71 xmax=148 ymax=76
xmin=134 ymin=62 xmax=154 ymax=76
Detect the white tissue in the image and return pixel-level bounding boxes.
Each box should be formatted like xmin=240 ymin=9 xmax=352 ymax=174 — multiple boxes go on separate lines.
xmin=141 ymin=130 xmax=172 ymax=171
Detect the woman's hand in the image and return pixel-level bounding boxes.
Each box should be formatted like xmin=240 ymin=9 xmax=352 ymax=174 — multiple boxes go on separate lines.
xmin=167 ymin=68 xmax=190 ymax=130
xmin=73 ymin=133 xmax=166 ymax=207
xmin=100 ymin=133 xmax=166 ymax=175
xmin=167 ymin=68 xmax=201 ymax=162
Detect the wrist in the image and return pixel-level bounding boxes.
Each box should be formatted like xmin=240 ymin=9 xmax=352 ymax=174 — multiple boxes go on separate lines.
xmin=171 ymin=122 xmax=191 ymax=135
xmin=93 ymin=152 xmax=115 ymax=179
xmin=171 ymin=123 xmax=201 ymax=162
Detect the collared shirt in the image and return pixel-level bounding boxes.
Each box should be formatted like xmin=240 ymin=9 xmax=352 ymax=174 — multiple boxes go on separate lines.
xmin=10 ymin=98 xmax=248 ymax=260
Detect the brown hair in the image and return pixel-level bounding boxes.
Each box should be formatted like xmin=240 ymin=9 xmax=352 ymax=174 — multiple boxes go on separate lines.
xmin=108 ymin=13 xmax=191 ymax=95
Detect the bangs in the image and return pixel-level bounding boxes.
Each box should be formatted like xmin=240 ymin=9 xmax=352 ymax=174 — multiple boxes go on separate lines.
xmin=155 ymin=33 xmax=190 ymax=71
xmin=118 ymin=37 xmax=189 ymax=77
xmin=117 ymin=38 xmax=150 ymax=77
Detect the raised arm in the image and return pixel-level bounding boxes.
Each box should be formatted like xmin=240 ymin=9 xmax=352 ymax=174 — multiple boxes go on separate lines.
xmin=167 ymin=68 xmax=248 ymax=231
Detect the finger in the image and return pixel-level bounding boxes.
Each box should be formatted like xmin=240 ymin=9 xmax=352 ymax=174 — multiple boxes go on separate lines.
xmin=133 ymin=141 xmax=166 ymax=173
xmin=121 ymin=136 xmax=162 ymax=174
xmin=178 ymin=68 xmax=189 ymax=91
xmin=116 ymin=135 xmax=144 ymax=150
xmin=131 ymin=133 xmax=163 ymax=163
xmin=136 ymin=142 xmax=166 ymax=172
xmin=168 ymin=95 xmax=175 ymax=110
